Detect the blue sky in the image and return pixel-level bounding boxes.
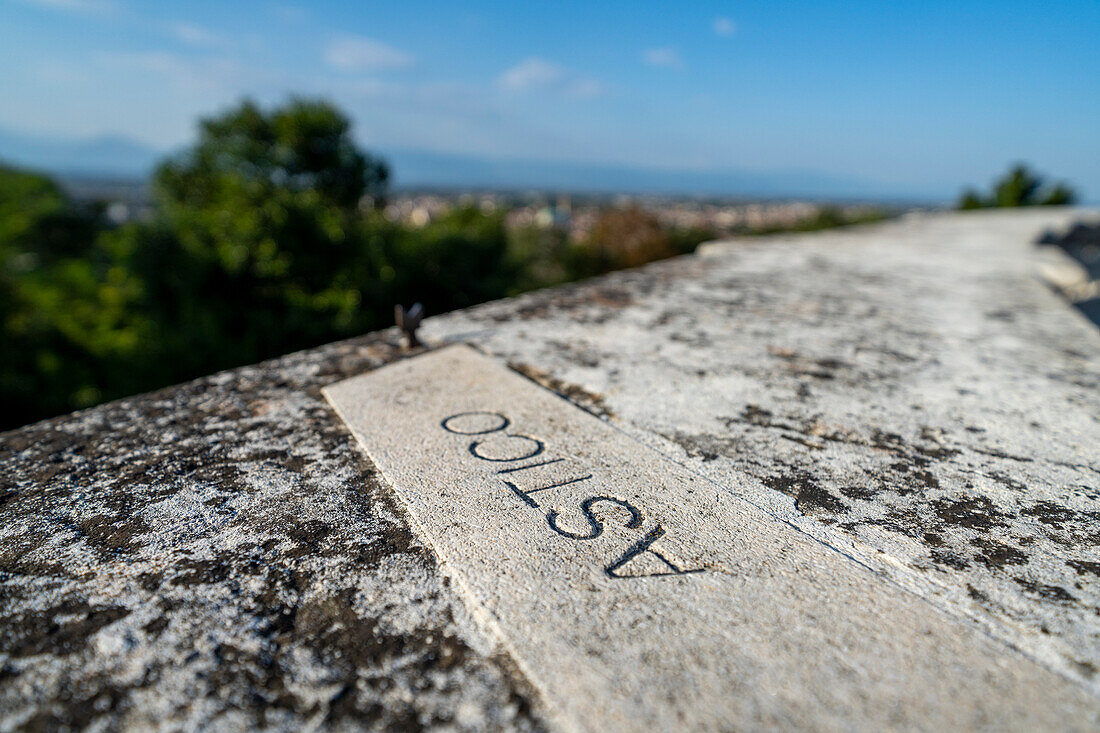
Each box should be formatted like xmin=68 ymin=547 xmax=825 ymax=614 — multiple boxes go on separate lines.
xmin=1 ymin=0 xmax=1098 ymax=200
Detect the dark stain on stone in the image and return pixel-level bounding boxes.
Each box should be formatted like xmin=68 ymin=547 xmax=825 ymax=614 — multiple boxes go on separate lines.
xmin=767 ymin=347 xmax=853 ymax=380
xmin=4 ymin=600 xmax=130 ymax=658
xmin=692 ymin=448 xmax=721 ymax=462
xmin=736 ymin=405 xmax=780 ymax=427
xmin=987 ymin=471 xmax=1028 ymax=493
xmin=0 ymin=542 xmax=69 ymax=578
xmin=1014 ymin=577 xmax=1077 ymax=603
xmin=508 ymin=361 xmax=611 ymax=419
xmin=779 ymin=434 xmax=826 ymax=450
xmin=177 ymin=582 xmax=512 ymax=730
xmin=970 ymin=537 xmax=1028 ymax=570
xmin=842 ymin=507 xmax=922 ymax=541
xmin=205 ymin=641 xmax=301 ymax=724
xmin=138 ymin=572 xmax=163 ymax=592
xmin=869 ymin=429 xmax=908 ymax=452
xmin=293 ymin=592 xmax=469 ymax=675
xmin=932 ymin=496 xmax=1007 ymax=531
xmin=324 ymin=687 xmax=420 ymax=731
xmin=283 ymin=519 xmax=333 ymax=559
xmin=930 ymin=549 xmax=970 ymax=570
xmin=660 ymin=430 xmax=751 ymax=464
xmin=1067 ymin=559 xmax=1100 ymax=577
xmin=971 ymin=446 xmax=1034 ymax=464
xmin=729 ymin=407 xmax=959 ymax=466
xmin=967 ymin=584 xmax=989 ymax=602
xmin=355 ymin=527 xmax=424 ymax=568
xmin=870 ymin=429 xmax=960 ymax=463
xmin=1021 ymin=501 xmax=1081 ymax=528
xmin=790 ymin=367 xmax=835 ymax=380
xmin=888 ymin=461 xmax=941 ymax=493
xmin=19 ymin=682 xmax=131 ymax=731
xmin=170 ymin=558 xmax=231 ymax=587
xmin=76 ymin=513 xmax=150 ymax=557
xmin=1072 ymin=660 xmax=1098 ymax=680
xmin=839 ymin=485 xmax=878 ymax=501
xmin=143 ymin=615 xmax=169 ymax=636
xmin=762 ymin=471 xmax=848 ymax=515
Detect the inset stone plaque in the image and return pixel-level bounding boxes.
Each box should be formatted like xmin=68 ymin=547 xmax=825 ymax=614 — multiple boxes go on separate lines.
xmin=324 ymin=345 xmax=1097 ymax=731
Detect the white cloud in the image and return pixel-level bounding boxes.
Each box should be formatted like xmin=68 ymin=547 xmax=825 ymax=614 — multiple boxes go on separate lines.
xmin=498 ymin=57 xmax=604 ymax=98
xmin=713 ymin=17 xmax=736 ymax=37
xmin=172 ymin=22 xmax=226 ymax=48
xmin=498 ymin=58 xmax=564 ymax=91
xmin=97 ymin=51 xmax=243 ymax=96
xmin=643 ymin=47 xmax=684 ymax=69
xmin=324 ymin=35 xmax=413 ymax=71
xmin=274 ymin=4 xmax=306 ymax=22
xmin=564 ymin=78 xmax=605 ymax=99
xmin=13 ymin=0 xmax=115 ymax=13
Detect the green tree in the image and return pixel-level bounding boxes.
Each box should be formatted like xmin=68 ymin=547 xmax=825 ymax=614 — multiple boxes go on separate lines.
xmin=130 ymin=98 xmax=392 ymax=378
xmin=956 ymin=164 xmax=1077 ymax=210
xmin=957 ymin=190 xmax=984 ymax=210
xmin=993 ymin=165 xmax=1042 ymax=207
xmin=387 ymin=205 xmax=520 ymax=315
xmin=0 ymin=165 xmax=103 ymax=262
xmin=0 ymin=165 xmax=146 ymax=427
xmin=505 ymin=223 xmax=573 ymax=289
xmin=1040 ymin=183 xmax=1075 ymax=206
xmin=1 ymin=98 xmax=535 ymax=430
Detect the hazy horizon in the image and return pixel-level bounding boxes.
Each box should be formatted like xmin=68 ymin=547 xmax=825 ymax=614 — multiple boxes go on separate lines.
xmin=0 ymin=124 xmax=949 ymax=203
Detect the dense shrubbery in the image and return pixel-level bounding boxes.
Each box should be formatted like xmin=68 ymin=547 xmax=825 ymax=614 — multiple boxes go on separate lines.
xmin=0 ymin=167 xmax=140 ymax=427
xmin=0 ymin=99 xmax=524 ymax=429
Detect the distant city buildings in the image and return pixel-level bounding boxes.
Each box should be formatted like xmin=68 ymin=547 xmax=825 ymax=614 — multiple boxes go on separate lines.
xmin=61 ymin=175 xmax=898 ymax=238
xmin=381 ymin=190 xmax=893 ymax=240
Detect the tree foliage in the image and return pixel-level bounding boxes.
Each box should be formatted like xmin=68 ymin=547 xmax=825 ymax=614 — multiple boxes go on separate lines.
xmin=125 ymin=99 xmax=393 ymax=377
xmin=0 ymin=165 xmax=147 ymax=425
xmin=956 ymin=164 xmax=1077 ymax=210
xmin=0 ymin=99 xmax=520 ymax=430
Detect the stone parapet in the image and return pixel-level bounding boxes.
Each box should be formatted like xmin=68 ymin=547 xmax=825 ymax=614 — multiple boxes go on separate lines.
xmin=2 ymin=209 xmax=1098 ymax=730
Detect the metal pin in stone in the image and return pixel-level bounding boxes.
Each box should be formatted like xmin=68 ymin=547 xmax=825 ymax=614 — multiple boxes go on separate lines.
xmin=395 ymin=302 xmax=424 ymax=348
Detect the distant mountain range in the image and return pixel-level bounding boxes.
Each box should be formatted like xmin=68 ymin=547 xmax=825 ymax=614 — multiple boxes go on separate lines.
xmin=0 ymin=128 xmax=161 ymax=179
xmin=0 ymin=126 xmax=936 ymax=202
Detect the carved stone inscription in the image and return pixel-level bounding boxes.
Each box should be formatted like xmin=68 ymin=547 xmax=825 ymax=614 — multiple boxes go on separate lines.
xmin=323 ymin=345 xmax=1097 ymax=732
xmin=440 ymin=410 xmax=703 ymax=579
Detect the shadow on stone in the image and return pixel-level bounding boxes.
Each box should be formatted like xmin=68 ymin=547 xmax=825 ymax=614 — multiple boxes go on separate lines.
xmin=1038 ymin=221 xmax=1100 ymax=326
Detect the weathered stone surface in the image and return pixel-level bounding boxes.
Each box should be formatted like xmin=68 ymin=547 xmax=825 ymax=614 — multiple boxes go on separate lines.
xmin=326 ymin=344 xmax=1098 ymax=731
xmin=1 ymin=209 xmax=1098 ymax=730
xmin=423 ymin=208 xmax=1100 ymax=696
xmin=0 ymin=337 xmax=541 ymax=731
